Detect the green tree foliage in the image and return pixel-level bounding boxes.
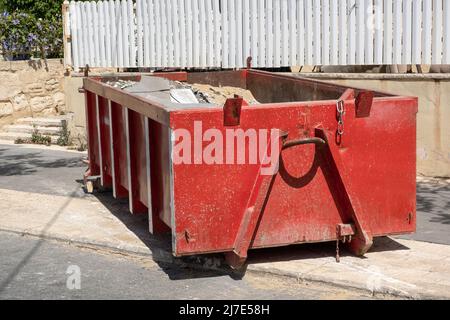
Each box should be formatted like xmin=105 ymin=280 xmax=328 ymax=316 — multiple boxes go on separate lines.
xmin=0 ymin=0 xmax=64 ymax=59
xmin=2 ymin=0 xmax=64 ymax=20
xmin=0 ymin=11 xmax=63 ymax=59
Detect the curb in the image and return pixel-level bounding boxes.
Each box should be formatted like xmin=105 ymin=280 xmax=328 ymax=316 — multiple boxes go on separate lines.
xmin=0 ymin=227 xmax=154 ymax=257
xmin=246 ymin=262 xmax=448 ymax=300
xmin=0 ymin=227 xmax=226 ymax=274
xmin=1 ymin=227 xmax=447 ymax=300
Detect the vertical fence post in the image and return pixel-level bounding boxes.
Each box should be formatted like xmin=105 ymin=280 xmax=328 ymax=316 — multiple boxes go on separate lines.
xmin=432 ymin=0 xmax=443 ymax=65
xmin=383 ymin=0 xmax=393 ymax=65
xmin=62 ymin=0 xmax=72 ymax=70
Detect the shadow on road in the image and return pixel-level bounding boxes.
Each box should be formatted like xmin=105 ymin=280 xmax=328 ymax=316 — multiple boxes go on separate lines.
xmin=0 ymin=149 xmax=83 ymax=176
xmin=417 ymin=180 xmax=450 ymax=219
xmin=93 ymin=191 xmax=234 ymax=280
xmin=0 ymin=144 xmax=86 ymax=198
xmin=246 ymin=236 xmax=409 ymax=266
xmin=416 ymin=180 xmax=450 ymax=225
xmin=430 ymin=213 xmax=450 ymax=225
xmin=91 ymin=189 xmax=411 ymax=281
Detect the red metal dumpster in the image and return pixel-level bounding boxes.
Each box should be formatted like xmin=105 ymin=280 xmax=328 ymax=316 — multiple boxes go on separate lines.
xmin=83 ymin=70 xmax=417 ymax=267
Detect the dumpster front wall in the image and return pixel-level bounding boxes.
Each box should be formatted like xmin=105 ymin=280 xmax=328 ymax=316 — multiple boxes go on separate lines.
xmin=169 ymin=98 xmax=417 ymax=256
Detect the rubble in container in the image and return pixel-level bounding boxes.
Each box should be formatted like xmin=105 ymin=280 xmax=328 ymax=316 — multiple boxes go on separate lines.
xmin=190 ymin=83 xmax=260 ymax=105
xmin=106 ymin=79 xmax=136 ymax=90
xmin=107 ymin=76 xmax=260 ymax=105
xmin=171 ymin=81 xmax=210 ymax=103
xmin=172 ymin=81 xmax=260 ymax=105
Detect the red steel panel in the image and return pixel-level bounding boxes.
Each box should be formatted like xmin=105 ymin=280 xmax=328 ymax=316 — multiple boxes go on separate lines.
xmin=169 ymin=96 xmax=417 ymax=256
xmin=152 ymin=71 xmax=188 ymax=82
xmin=148 ymin=119 xmax=172 ymax=234
xmin=97 ymin=96 xmax=112 ymax=187
xmin=85 ymin=91 xmax=100 ymax=175
xmin=109 ymin=102 xmax=129 ymax=198
xmin=127 ymin=109 xmax=148 ymax=214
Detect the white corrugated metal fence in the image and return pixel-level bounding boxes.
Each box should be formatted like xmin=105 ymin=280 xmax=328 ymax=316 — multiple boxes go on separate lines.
xmin=66 ymin=0 xmax=450 ymax=69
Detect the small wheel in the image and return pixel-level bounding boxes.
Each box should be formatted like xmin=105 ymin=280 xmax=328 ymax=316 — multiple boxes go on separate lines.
xmin=85 ymin=180 xmax=94 ymax=194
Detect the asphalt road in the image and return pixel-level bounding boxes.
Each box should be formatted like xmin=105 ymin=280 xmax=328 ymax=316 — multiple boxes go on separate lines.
xmin=0 ymin=231 xmax=369 ymax=300
xmin=0 ymin=144 xmax=86 ymax=198
xmin=397 ymin=179 xmax=450 ymax=245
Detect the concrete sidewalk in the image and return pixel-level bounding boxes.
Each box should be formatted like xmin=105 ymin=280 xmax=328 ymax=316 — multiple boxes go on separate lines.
xmin=0 ymin=186 xmax=449 ymax=299
xmin=247 ymin=238 xmax=450 ymax=299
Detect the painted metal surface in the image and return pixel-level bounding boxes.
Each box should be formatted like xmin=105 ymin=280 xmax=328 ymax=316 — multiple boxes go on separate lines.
xmin=83 ymin=70 xmax=417 ymax=265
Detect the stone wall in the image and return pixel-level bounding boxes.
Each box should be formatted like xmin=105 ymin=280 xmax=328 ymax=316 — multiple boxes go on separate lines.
xmin=0 ymin=59 xmax=66 ymax=126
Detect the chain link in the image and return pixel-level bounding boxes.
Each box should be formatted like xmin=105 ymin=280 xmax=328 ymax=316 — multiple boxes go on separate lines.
xmin=336 ymin=100 xmax=345 ymax=137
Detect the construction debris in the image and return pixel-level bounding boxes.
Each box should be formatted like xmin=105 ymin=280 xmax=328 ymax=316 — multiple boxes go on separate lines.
xmin=190 ymin=83 xmax=260 ymax=105
xmin=106 ymin=76 xmax=260 ymax=105
xmin=170 ymin=81 xmax=210 ymax=103
xmin=106 ymin=79 xmax=136 ymax=90
xmin=169 ymin=88 xmax=199 ymax=104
